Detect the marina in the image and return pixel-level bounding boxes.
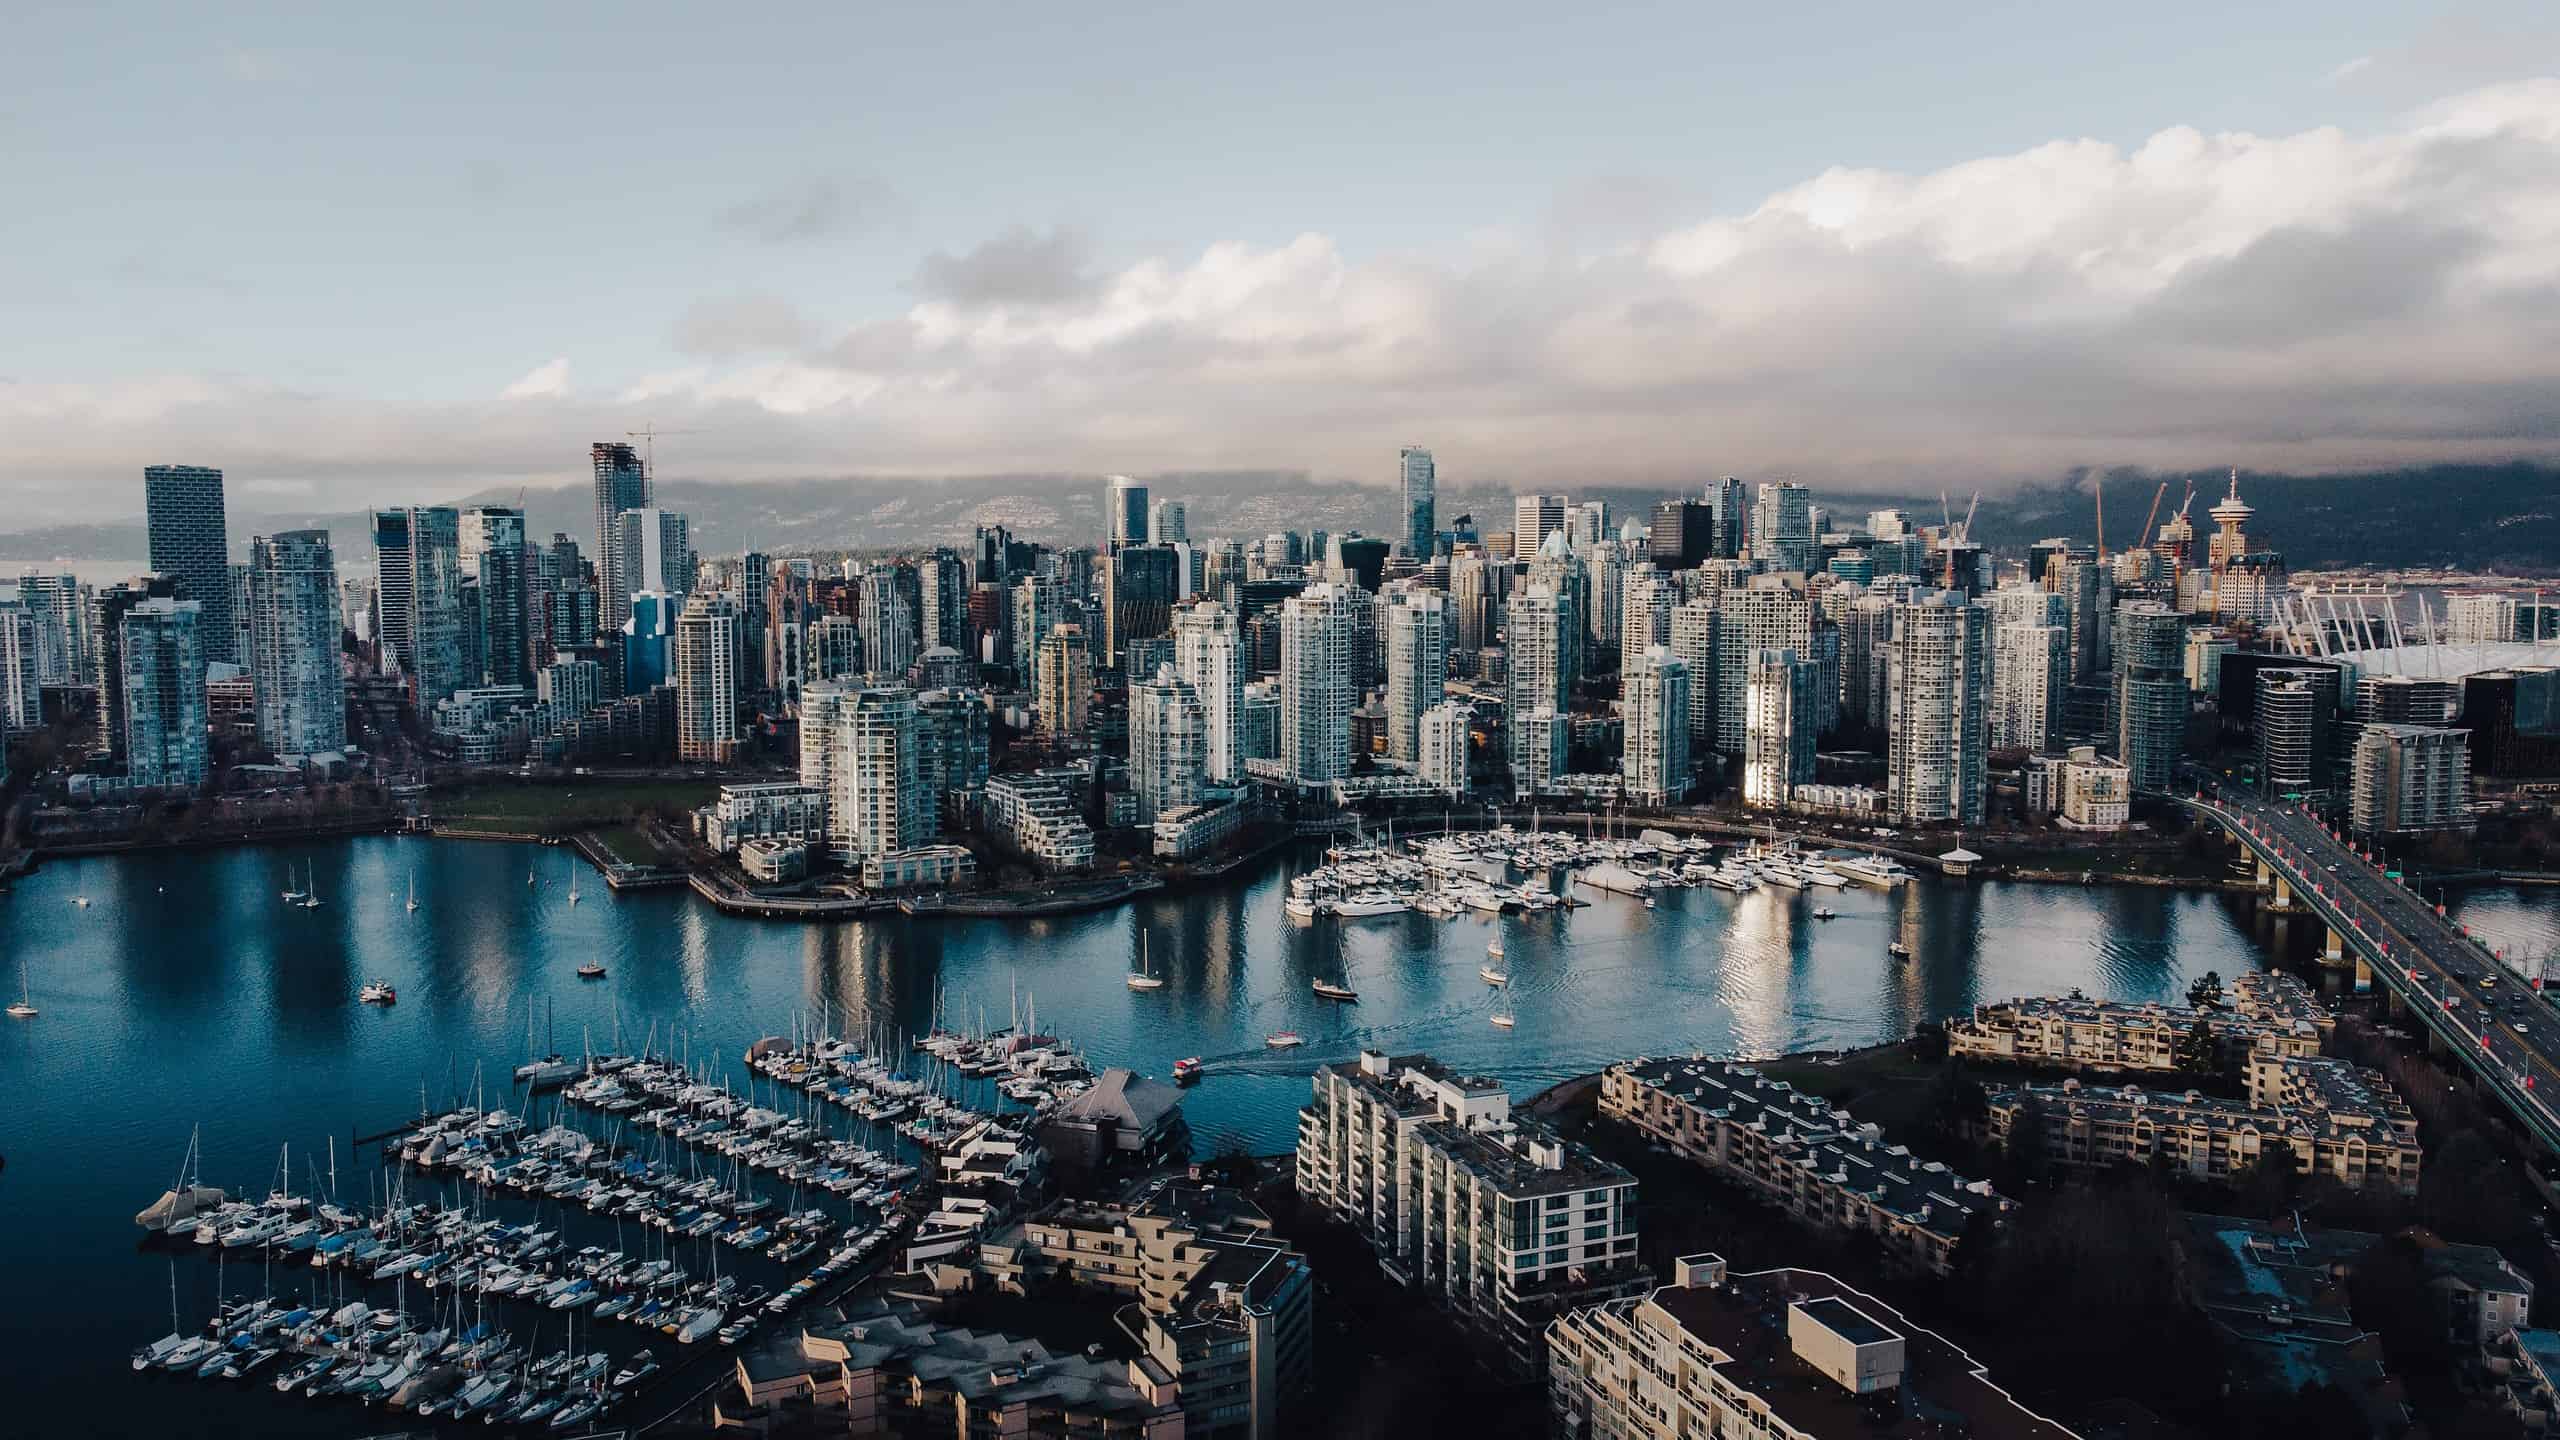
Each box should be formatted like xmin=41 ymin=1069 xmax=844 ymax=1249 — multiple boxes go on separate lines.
xmin=5 ymin=833 xmax=2557 ymax=1435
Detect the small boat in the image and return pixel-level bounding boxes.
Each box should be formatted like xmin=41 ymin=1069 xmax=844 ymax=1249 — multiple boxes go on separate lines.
xmin=405 ymin=873 xmax=419 ymax=914
xmin=7 ymin=963 xmax=35 ymax=1019
xmin=1888 ymin=941 xmax=1912 ymax=961
xmin=1644 ymin=894 xmax=1658 ymax=909
xmin=71 ymin=895 xmax=92 ymax=909
xmin=1490 ymin=1008 xmax=1515 ymax=1029
xmin=1812 ymin=907 xmax=1837 ymax=920
xmin=611 ymin=1351 xmax=660 ymax=1389
xmin=359 ymin=981 xmax=397 ymax=1005
xmin=528 ymin=866 xmax=537 ymax=887
xmin=1264 ymin=1031 xmax=1304 ymax=1049
xmin=1127 ymin=933 xmax=1165 ymax=991
xmin=1311 ymin=979 xmax=1357 ymax=1002
xmin=1480 ymin=965 xmax=1507 ymax=985
xmin=566 ymin=874 xmax=581 ymax=906
xmin=576 ymin=959 xmax=607 ymax=980
xmin=1172 ymin=1057 xmax=1203 ymax=1086
xmin=1487 ymin=937 xmax=1505 ymax=959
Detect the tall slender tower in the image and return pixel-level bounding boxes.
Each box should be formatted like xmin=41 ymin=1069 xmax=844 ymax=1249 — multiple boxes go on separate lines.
xmin=592 ymin=441 xmax=650 ymax=638
xmin=143 ymin=464 xmax=233 ymax=664
xmin=1400 ymin=446 xmax=1437 ymax=559
xmin=247 ymin=529 xmax=346 ymax=755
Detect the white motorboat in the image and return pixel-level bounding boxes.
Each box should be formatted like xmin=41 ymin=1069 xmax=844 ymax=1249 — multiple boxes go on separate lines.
xmin=8 ymin=962 xmax=36 ymax=1018
xmin=1480 ymin=965 xmax=1508 ymax=985
xmin=1264 ymin=1031 xmax=1304 ymax=1049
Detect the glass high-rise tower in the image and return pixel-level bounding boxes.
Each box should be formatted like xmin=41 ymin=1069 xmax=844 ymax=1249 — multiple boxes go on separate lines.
xmin=143 ymin=464 xmax=233 ymax=664
xmin=1400 ymin=446 xmax=1436 ymax=559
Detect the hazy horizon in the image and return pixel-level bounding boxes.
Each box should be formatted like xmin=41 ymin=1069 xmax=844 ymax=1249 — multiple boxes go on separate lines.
xmin=8 ymin=3 xmax=2560 ymax=525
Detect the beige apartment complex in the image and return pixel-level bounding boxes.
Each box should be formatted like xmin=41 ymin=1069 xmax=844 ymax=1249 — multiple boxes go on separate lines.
xmin=1946 ymin=970 xmax=2329 ymax=1075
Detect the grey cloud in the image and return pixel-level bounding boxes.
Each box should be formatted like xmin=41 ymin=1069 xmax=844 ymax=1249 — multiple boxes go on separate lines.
xmin=911 ymin=225 xmax=1096 ymax=307
xmin=673 ymin=293 xmax=815 ymax=357
xmin=719 ymin=174 xmax=903 ymax=244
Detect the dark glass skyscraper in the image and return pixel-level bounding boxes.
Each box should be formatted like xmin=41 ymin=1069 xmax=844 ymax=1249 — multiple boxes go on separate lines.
xmin=591 ymin=441 xmax=650 ymax=638
xmin=1400 ymin=446 xmax=1436 ymax=558
xmin=143 ymin=464 xmax=233 ymax=663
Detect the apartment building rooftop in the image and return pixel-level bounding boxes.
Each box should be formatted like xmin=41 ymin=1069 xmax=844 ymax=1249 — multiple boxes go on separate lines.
xmin=1613 ymin=1057 xmax=2003 ymax=1233
xmin=1415 ymin=1114 xmax=1633 ymax=1200
xmin=1642 ymin=1266 xmax=2077 ymax=1440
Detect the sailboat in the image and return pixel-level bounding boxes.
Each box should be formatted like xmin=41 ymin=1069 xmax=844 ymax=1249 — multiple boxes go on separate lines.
xmin=404 ymin=872 xmax=419 ymax=914
xmin=566 ymin=870 xmax=581 ymax=906
xmin=297 ymin=864 xmax=323 ymax=909
xmin=281 ymin=862 xmax=307 ymax=905
xmin=1490 ymin=984 xmax=1516 ymax=1029
xmin=1126 ymin=932 xmax=1164 ymax=991
xmin=1480 ymin=954 xmax=1508 ymax=985
xmin=7 ymin=962 xmax=36 ymax=1018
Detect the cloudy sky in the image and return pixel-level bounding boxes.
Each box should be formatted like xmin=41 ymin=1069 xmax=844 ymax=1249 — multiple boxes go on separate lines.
xmin=5 ymin=1 xmax=2559 ymax=524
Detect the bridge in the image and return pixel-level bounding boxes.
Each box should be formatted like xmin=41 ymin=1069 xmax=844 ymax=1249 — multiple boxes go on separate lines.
xmin=2181 ymin=778 xmax=2560 ymax=1156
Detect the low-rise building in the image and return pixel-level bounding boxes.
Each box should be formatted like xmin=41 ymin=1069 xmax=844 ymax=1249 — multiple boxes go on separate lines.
xmin=1599 ymin=1058 xmax=2006 ymax=1276
xmin=979 ymin=1185 xmax=1315 ymax=1440
xmin=983 ymin=768 xmax=1098 ymax=870
xmin=1975 ymin=1054 xmax=2421 ymax=1195
xmin=1152 ymin=797 xmax=1246 ymax=860
xmin=698 ymin=781 xmax=828 ymax=853
xmin=739 ymin=837 xmax=808 ymax=883
xmin=861 ymin=843 xmax=976 ymax=891
xmin=1295 ymin=1049 xmax=1648 ymax=1378
xmin=1945 ymin=971 xmax=2328 ymax=1074
xmin=2182 ymin=1215 xmax=2533 ymax=1432
xmin=1041 ymin=1068 xmax=1191 ymax=1186
xmin=1548 ymin=1255 xmax=2081 ymax=1440
xmin=713 ymin=1295 xmax=1186 ymax=1437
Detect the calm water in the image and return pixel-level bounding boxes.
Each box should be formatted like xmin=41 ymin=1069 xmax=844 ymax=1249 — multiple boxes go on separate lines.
xmin=4 ymin=835 xmax=2555 ymax=1436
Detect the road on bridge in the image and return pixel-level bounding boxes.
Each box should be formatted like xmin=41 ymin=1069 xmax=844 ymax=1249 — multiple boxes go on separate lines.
xmin=2189 ymin=777 xmax=2560 ymax=1146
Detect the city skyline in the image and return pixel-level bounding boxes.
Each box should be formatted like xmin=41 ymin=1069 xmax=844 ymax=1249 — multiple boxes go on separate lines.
xmin=8 ymin=6 xmax=2560 ymax=523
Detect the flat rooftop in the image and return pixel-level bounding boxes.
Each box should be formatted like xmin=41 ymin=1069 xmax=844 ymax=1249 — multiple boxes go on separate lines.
xmin=1648 ymin=1270 xmax=2077 ymax=1440
xmin=1797 ymin=1296 xmax=1897 ymax=1348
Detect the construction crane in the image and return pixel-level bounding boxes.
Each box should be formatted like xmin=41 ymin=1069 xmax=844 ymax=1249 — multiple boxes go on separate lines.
xmin=2137 ymin=481 xmax=2168 ymax=551
xmin=626 ymin=425 xmax=705 ymax=476
xmin=1959 ymin=489 xmax=1980 ymax=543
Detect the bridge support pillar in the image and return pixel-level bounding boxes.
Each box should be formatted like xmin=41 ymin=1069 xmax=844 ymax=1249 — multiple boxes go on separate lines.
xmin=2353 ymin=953 xmax=2371 ymax=993
xmin=2255 ymin=856 xmax=2273 ymax=890
xmin=2271 ymin=875 xmax=2295 ymax=911
xmin=2325 ymin=926 xmax=2345 ymax=963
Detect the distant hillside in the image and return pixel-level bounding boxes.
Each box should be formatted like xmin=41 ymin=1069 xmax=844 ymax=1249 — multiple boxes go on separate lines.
xmin=7 ymin=461 xmax=2553 ymax=575
xmin=1967 ymin=463 xmax=2560 ymax=574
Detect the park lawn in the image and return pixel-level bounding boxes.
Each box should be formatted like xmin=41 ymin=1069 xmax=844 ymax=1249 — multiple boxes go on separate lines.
xmin=437 ymin=780 xmax=716 ymax=829
xmin=590 ymin=825 xmax=664 ymax=866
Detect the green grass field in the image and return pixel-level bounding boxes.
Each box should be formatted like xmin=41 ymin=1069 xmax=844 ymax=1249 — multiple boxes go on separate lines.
xmin=435 ymin=780 xmax=716 ymax=831
xmin=589 ymin=824 xmax=664 ymax=866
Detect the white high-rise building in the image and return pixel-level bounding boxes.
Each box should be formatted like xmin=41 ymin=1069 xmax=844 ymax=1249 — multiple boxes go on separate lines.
xmin=1383 ymin=589 xmax=1449 ymax=763
xmin=14 ymin=572 xmax=86 ymax=686
xmin=1887 ymin=591 xmax=1990 ymax=825
xmin=1146 ymin=498 xmax=1188 ymax=546
xmin=1280 ymin=584 xmax=1362 ymax=784
xmin=1752 ymin=481 xmax=1814 ymax=572
xmin=1668 ymin=597 xmax=1718 ymax=758
xmin=1709 ymin=575 xmax=1816 ymax=757
xmin=247 ymin=529 xmax=346 ymax=756
xmin=1418 ymin=700 xmax=1470 ymax=796
xmin=615 ymin=506 xmax=693 ymax=602
xmin=0 ymin=603 xmax=38 ymax=733
xmin=807 ymin=684 xmax=932 ymax=865
xmin=1174 ymin=601 xmax=1245 ymax=784
xmin=1011 ymin=572 xmax=1065 ymax=687
xmin=859 ymin=566 xmax=918 ymax=680
xmin=1621 ymin=646 xmax=1692 ymax=805
xmin=674 ymin=591 xmax=743 ymax=762
xmin=1505 ymin=582 xmax=1574 ymax=798
xmin=1990 ymin=623 xmax=2067 ymax=752
xmin=121 ymin=597 xmax=207 ymax=789
xmin=1129 ymin=664 xmax=1207 ymax=824
xmin=1743 ymin=647 xmax=1816 ymax=809
xmin=1621 ymin=565 xmax=1676 ymax=658
xmin=1511 ymin=494 xmax=1568 ymax=559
